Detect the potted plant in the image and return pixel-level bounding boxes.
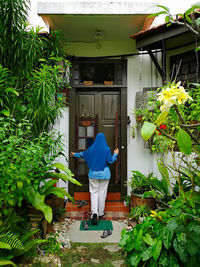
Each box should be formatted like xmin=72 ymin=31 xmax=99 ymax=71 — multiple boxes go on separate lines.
xmin=134 ymin=108 xmax=148 ymax=123
xmin=128 ymin=171 xmax=156 ymax=209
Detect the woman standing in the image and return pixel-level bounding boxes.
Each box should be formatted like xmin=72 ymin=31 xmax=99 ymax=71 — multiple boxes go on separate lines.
xmin=70 ymin=133 xmax=119 ymax=225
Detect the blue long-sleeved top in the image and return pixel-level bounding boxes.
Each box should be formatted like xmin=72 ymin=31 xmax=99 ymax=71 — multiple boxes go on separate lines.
xmin=74 ymin=152 xmax=118 ymax=180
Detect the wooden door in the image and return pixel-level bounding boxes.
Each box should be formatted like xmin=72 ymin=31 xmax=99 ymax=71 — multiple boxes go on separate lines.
xmin=74 ymin=89 xmax=121 ymax=192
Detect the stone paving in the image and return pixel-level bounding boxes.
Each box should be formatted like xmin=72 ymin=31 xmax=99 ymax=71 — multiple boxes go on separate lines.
xmin=35 ymin=216 xmax=132 ymax=266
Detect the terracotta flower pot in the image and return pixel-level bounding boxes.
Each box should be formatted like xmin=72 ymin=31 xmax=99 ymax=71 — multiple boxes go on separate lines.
xmin=136 ymin=116 xmax=143 ymax=123
xmin=130 ymin=193 xmax=156 ymax=209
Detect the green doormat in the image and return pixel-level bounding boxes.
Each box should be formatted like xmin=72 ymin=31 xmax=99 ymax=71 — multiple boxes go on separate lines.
xmin=80 ymin=220 xmax=113 ymax=231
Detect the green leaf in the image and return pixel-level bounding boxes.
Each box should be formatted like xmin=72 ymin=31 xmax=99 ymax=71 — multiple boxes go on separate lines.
xmin=154 ymin=111 xmax=168 ymax=127
xmin=159 ymin=250 xmax=169 ymax=266
xmin=169 ymin=254 xmax=179 ymax=267
xmin=148 ymin=11 xmax=168 ymax=18
xmin=191 ymin=2 xmax=200 ymax=9
xmin=152 ymin=240 xmax=162 ymax=261
xmin=17 ymin=181 xmax=23 ymax=189
xmin=45 ymin=187 xmax=74 ymax=203
xmin=39 ymin=179 xmax=58 ymax=195
xmin=142 ymin=247 xmax=152 ymax=261
xmin=173 ymin=238 xmax=188 ymax=263
xmin=157 ymin=162 xmax=170 ymax=185
xmin=0 ymin=260 xmax=17 ymax=267
xmin=0 ymin=241 xmax=11 ymax=250
xmin=156 ymin=5 xmax=170 ymax=12
xmin=119 ymin=232 xmax=130 ymax=247
xmin=150 ymin=259 xmax=158 ymax=267
xmin=169 ymin=108 xmax=178 ymax=122
xmin=1 ymin=110 xmax=10 ymax=117
xmin=143 ymin=234 xmax=155 ymax=246
xmin=195 ymin=46 xmax=200 ymax=52
xmin=46 ymin=172 xmax=82 ymax=186
xmin=195 ymin=17 xmax=200 ymax=27
xmin=163 ymin=226 xmax=173 ymax=249
xmin=130 ymin=251 xmax=141 ymax=267
xmin=187 ymin=239 xmax=199 ymax=256
xmin=135 ymin=229 xmax=143 ymax=250
xmin=126 ymin=240 xmax=135 ymax=252
xmin=141 ymin=122 xmax=157 ymax=141
xmin=53 ymin=163 xmax=70 ymax=173
xmin=28 ymin=189 xmax=52 ymax=223
xmin=177 ymin=129 xmax=192 ymax=155
xmin=142 ymin=191 xmax=154 ymax=198
xmin=167 ymin=219 xmax=179 ymax=232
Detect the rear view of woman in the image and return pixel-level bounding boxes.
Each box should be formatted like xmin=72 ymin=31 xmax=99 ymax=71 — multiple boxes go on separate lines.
xmin=71 ymin=133 xmax=119 ymax=225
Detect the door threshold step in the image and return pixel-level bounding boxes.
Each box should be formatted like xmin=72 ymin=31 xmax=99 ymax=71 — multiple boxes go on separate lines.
xmin=74 ymin=192 xmax=121 ymax=201
xmin=66 ymin=201 xmax=129 ymax=212
xmin=66 ymin=211 xmax=128 ymax=221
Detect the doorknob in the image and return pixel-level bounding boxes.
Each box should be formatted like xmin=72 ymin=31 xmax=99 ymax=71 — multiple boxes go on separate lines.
xmin=121 ymin=145 xmax=125 ymax=150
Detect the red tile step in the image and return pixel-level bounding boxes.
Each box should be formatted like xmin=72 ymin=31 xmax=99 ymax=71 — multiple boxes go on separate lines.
xmin=74 ymin=192 xmax=121 ymax=201
xmin=66 ymin=201 xmax=129 ymax=212
xmin=65 ymin=192 xmax=129 ymax=220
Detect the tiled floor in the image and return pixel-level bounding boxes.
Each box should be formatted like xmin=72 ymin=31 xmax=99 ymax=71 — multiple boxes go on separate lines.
xmin=66 ymin=192 xmax=130 ymax=220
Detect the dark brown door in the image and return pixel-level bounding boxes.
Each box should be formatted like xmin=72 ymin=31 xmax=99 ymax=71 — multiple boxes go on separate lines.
xmin=74 ymin=89 xmax=121 ymax=192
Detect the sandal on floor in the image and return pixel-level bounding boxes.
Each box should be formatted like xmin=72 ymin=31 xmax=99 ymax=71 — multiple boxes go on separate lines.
xmin=78 ymin=200 xmax=87 ymax=208
xmin=83 ymin=221 xmax=89 ymax=230
xmin=99 ymin=213 xmax=105 ymax=219
xmin=75 ymin=200 xmax=82 ymax=205
xmin=101 ymin=230 xmax=112 ymax=238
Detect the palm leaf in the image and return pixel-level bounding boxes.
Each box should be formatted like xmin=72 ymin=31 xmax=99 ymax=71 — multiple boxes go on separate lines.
xmin=0 ymin=260 xmax=17 ymax=267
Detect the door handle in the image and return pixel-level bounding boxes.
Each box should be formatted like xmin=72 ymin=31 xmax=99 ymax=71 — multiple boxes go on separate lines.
xmin=121 ymin=145 xmax=125 ymax=150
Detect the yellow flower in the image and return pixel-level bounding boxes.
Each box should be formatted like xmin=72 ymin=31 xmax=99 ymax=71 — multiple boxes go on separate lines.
xmin=157 ymin=81 xmax=193 ymax=111
xmin=151 ymin=210 xmax=157 ymax=215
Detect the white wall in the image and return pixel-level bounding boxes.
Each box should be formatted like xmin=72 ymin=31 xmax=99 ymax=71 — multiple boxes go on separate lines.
xmin=126 ymin=52 xmax=162 ymax=194
xmin=53 ymin=108 xmax=69 ymax=192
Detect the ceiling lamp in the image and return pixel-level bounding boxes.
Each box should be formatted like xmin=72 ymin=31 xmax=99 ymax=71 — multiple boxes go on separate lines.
xmin=94 ymin=29 xmax=104 ymax=49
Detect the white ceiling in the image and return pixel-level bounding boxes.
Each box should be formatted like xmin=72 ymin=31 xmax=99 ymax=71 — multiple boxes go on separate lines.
xmin=42 ymin=14 xmax=148 ymax=42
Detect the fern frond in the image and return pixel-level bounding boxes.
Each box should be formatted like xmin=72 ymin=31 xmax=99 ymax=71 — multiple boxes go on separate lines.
xmin=0 ymin=232 xmax=24 ymax=250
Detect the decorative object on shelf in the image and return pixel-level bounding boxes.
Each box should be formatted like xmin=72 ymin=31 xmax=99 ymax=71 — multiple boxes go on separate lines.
xmin=83 ymin=81 xmax=93 ymax=85
xmin=104 ymin=81 xmax=113 ymax=85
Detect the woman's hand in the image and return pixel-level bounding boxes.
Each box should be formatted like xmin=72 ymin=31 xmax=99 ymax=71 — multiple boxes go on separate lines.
xmin=114 ymin=148 xmax=119 ymax=155
xmin=70 ymin=152 xmax=75 ymax=157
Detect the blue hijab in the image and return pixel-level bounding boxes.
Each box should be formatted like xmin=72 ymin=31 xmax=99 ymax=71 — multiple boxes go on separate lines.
xmin=82 ymin=133 xmax=113 ymax=171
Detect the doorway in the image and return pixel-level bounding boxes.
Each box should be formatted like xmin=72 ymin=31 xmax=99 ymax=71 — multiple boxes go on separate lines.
xmin=69 ymin=60 xmax=127 ymax=197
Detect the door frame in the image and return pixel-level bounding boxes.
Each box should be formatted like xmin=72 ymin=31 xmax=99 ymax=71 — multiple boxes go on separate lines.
xmin=69 ymin=60 xmax=127 ymax=198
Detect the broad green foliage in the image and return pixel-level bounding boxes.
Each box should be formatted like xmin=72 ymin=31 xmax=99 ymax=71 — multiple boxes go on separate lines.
xmin=141 ymin=122 xmax=156 ymax=141
xmin=177 ymin=129 xmax=192 ymax=155
xmin=0 ymin=117 xmax=80 ymax=223
xmin=120 ymin=193 xmax=200 ymax=266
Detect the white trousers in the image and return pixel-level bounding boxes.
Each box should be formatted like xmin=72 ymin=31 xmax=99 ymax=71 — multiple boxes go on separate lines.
xmin=89 ymin=178 xmax=109 ymax=217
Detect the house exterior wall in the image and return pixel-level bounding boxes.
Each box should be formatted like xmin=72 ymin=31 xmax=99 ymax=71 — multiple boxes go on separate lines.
xmin=127 ymin=52 xmax=162 ymax=194
xmin=53 ymin=49 xmax=162 ymax=195
xmin=54 ymin=108 xmax=69 ymax=192
xmin=32 ymin=0 xmax=164 ymax=195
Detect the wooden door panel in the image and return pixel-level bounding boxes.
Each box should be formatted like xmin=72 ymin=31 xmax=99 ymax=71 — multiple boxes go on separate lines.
xmin=77 ymin=94 xmax=95 ymax=117
xmin=101 ymin=94 xmax=119 ymax=120
xmin=75 ymin=89 xmax=121 ymax=191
